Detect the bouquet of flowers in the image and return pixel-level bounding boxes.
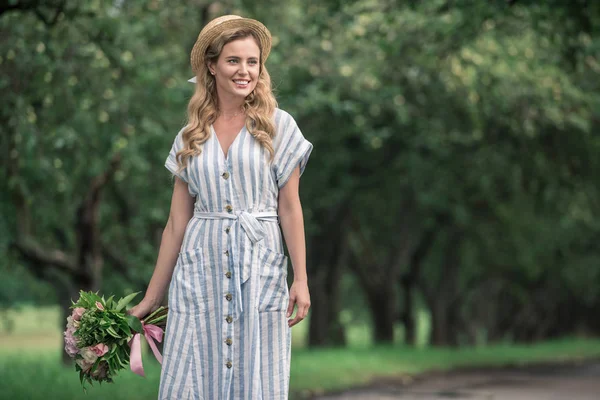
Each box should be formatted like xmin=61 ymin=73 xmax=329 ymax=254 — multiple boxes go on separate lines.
xmin=64 ymin=291 xmax=168 ymax=387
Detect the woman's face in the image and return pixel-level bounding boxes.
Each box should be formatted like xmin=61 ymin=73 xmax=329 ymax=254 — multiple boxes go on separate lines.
xmin=209 ymin=36 xmax=261 ymax=103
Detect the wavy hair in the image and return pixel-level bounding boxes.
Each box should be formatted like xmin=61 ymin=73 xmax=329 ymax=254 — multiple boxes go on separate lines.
xmin=175 ymin=28 xmax=277 ymax=173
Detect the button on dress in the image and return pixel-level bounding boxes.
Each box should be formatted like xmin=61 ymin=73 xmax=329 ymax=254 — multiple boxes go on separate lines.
xmin=158 ymin=108 xmax=313 ymax=400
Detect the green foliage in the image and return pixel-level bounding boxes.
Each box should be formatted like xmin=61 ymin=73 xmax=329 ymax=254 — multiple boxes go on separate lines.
xmin=71 ymin=291 xmax=139 ymax=347
xmin=1 ymin=1 xmax=203 ymax=303
xmin=249 ymin=0 xmax=600 ymax=342
xmin=2 ymin=0 xmax=600 ymax=345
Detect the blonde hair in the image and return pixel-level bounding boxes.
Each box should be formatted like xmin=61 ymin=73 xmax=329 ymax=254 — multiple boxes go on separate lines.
xmin=175 ymin=28 xmax=277 ymax=172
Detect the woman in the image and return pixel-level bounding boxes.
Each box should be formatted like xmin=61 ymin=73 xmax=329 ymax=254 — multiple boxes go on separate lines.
xmin=129 ymin=15 xmax=313 ymax=399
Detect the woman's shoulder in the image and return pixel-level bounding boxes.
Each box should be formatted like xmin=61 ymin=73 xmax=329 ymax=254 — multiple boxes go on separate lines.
xmin=273 ymin=108 xmax=299 ymax=132
xmin=169 ymin=125 xmax=186 ymax=147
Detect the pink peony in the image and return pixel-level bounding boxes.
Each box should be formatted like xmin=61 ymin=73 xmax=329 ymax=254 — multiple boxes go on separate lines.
xmin=72 ymin=307 xmax=86 ymax=321
xmin=76 ymin=357 xmax=94 ymax=372
xmin=95 ymin=301 xmax=104 ymax=311
xmin=64 ymin=327 xmax=79 ymax=357
xmin=80 ymin=347 xmax=99 ymax=364
xmin=90 ymin=343 xmax=109 ymax=357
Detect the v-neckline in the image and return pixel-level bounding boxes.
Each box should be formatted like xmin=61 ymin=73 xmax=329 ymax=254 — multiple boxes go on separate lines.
xmin=212 ymin=124 xmax=245 ymax=161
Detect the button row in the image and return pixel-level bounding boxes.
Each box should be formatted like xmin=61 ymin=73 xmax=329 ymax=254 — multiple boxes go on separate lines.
xmin=223 ymin=189 xmax=232 ymax=371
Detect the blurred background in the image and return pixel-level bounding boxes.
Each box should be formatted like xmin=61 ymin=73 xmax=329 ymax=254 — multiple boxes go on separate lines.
xmin=1 ymin=0 xmax=600 ymax=399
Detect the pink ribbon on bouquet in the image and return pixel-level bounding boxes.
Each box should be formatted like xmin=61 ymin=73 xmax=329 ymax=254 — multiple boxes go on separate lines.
xmin=129 ymin=322 xmax=164 ymax=377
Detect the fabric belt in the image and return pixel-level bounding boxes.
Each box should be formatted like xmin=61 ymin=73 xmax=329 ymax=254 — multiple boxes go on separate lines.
xmin=193 ymin=210 xmax=278 ymax=321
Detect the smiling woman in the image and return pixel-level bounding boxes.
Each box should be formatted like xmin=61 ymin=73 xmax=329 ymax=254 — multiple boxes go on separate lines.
xmin=209 ymin=36 xmax=262 ymax=158
xmin=210 ymin=37 xmax=260 ymax=104
xmin=127 ymin=15 xmax=313 ymax=400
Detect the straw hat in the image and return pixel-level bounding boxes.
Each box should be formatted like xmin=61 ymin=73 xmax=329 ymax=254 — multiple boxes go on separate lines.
xmin=188 ymin=15 xmax=272 ymax=83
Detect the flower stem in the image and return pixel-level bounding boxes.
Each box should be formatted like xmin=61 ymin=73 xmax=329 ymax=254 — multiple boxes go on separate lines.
xmin=142 ymin=306 xmax=168 ymax=327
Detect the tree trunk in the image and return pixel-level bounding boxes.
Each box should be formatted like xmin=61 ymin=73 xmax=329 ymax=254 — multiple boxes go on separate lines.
xmin=307 ymin=265 xmax=346 ymax=347
xmin=425 ymin=228 xmax=463 ymax=347
xmin=399 ymin=223 xmax=439 ymax=346
xmin=307 ymin=275 xmax=329 ymax=346
xmin=428 ymin=289 xmax=460 ymax=347
xmin=307 ymin=206 xmax=349 ymax=347
xmin=366 ymin=282 xmax=397 ymax=343
xmin=347 ymin=205 xmax=422 ymax=346
xmin=400 ymin=276 xmax=416 ymax=345
xmin=430 ymin=298 xmax=449 ymax=346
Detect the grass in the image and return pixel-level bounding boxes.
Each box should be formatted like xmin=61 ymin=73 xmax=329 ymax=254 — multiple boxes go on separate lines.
xmin=1 ymin=306 xmax=600 ymax=399
xmin=0 ymin=305 xmax=430 ymax=349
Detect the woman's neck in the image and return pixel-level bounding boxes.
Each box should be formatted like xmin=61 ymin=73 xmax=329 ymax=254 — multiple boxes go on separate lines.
xmin=217 ymin=93 xmax=245 ymax=114
xmin=220 ymin=102 xmax=244 ymax=113
xmin=217 ymin=99 xmax=246 ymax=120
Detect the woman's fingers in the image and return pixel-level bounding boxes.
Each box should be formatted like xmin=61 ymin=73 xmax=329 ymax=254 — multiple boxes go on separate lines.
xmin=286 ymin=296 xmax=296 ymax=318
xmin=288 ymin=302 xmax=310 ymax=327
xmin=287 ymin=281 xmax=311 ymax=327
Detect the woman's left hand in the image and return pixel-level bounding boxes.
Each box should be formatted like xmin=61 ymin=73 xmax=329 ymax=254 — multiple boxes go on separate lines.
xmin=287 ymin=280 xmax=311 ymax=327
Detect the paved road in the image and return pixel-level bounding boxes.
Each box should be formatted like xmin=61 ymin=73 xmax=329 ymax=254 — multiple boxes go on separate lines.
xmin=314 ymin=361 xmax=600 ymax=400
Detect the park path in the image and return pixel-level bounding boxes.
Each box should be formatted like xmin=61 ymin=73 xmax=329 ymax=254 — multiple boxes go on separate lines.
xmin=313 ymin=361 xmax=600 ymax=400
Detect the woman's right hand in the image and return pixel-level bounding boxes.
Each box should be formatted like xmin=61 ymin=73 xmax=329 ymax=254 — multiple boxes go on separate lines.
xmin=128 ymin=299 xmax=159 ymax=320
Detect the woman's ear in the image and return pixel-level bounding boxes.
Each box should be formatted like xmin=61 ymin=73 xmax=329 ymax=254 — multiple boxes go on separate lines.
xmin=207 ymin=62 xmax=215 ymax=75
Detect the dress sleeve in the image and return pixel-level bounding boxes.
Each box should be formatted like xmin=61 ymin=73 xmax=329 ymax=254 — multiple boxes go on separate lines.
xmin=273 ymin=113 xmax=313 ymax=189
xmin=164 ymin=128 xmax=190 ymax=184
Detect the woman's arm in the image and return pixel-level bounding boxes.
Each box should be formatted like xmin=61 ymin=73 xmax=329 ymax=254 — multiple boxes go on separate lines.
xmin=278 ymin=166 xmax=311 ymax=327
xmin=129 ymin=177 xmax=194 ymax=318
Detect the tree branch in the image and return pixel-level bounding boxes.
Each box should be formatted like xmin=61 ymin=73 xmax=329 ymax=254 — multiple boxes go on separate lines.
xmin=11 ymin=235 xmax=76 ymax=274
xmin=0 ymin=0 xmax=68 ymax=26
xmin=88 ymin=153 xmax=121 ymax=201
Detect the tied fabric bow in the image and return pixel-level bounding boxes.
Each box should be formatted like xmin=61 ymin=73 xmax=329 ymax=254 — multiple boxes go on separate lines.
xmin=129 ymin=322 xmax=164 ymax=377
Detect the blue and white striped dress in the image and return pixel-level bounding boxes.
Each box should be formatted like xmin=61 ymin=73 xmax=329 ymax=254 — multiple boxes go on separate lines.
xmin=158 ymin=108 xmax=312 ymax=400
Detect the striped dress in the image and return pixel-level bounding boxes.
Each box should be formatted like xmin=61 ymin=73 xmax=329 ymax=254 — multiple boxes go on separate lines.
xmin=158 ymin=108 xmax=312 ymax=400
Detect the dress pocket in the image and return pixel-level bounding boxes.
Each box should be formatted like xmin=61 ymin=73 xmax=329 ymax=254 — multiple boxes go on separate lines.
xmin=169 ymin=247 xmax=207 ymax=315
xmin=256 ymin=243 xmax=289 ymax=313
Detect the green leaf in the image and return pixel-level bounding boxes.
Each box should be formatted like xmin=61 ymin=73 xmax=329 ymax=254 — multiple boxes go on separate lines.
xmin=106 ymin=326 xmax=120 ymax=338
xmin=119 ymin=319 xmax=131 ymax=335
xmin=126 ymin=314 xmax=143 ymax=333
xmin=115 ymin=292 xmax=140 ymax=312
xmin=114 ymin=349 xmax=128 ymax=369
xmin=79 ymin=370 xmax=85 ymax=386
